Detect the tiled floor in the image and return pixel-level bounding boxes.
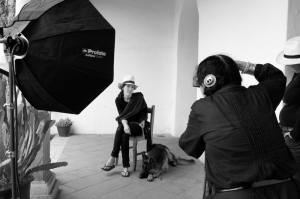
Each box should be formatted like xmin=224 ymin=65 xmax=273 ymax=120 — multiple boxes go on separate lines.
xmin=50 ymin=134 xmax=205 ymax=199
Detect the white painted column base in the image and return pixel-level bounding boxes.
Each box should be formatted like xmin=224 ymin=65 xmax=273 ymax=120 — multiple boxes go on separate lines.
xmin=30 ymin=171 xmax=59 ymax=199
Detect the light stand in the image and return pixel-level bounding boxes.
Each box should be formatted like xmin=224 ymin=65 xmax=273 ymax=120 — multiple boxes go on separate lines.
xmin=0 ymin=34 xmax=28 ymax=199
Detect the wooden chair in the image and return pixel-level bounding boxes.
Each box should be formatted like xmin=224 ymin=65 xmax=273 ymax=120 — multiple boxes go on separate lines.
xmin=130 ymin=105 xmax=155 ymax=171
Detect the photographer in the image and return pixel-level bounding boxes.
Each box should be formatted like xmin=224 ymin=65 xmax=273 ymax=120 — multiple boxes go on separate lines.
xmin=179 ymin=54 xmax=300 ymax=199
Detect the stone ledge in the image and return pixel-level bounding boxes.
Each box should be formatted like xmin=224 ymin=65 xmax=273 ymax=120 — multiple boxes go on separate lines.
xmin=31 ymin=170 xmax=59 ymax=199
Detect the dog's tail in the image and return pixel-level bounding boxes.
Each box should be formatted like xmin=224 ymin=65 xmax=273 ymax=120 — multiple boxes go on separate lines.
xmin=176 ymin=157 xmax=196 ymax=165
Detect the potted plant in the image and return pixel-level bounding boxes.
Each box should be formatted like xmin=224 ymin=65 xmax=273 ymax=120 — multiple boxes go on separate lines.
xmin=0 ymin=76 xmax=67 ymax=199
xmin=55 ymin=118 xmax=73 ymax=137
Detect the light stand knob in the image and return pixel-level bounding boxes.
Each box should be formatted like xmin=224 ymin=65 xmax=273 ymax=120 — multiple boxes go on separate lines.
xmin=13 ymin=33 xmax=29 ymax=59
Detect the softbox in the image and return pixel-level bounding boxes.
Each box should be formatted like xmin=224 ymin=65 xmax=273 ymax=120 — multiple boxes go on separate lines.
xmin=2 ymin=0 xmax=115 ymax=114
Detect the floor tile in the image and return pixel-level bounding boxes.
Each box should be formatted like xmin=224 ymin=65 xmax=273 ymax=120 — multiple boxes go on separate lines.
xmin=58 ymin=190 xmax=95 ymax=199
xmin=134 ymin=189 xmax=176 ymax=199
xmin=57 ymin=184 xmax=77 ymax=197
xmin=50 ymin=134 xmax=205 ymax=199
xmin=120 ymin=182 xmax=155 ymax=195
xmin=102 ymin=189 xmax=137 ymax=199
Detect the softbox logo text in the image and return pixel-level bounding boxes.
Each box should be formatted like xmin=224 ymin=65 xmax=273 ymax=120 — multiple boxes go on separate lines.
xmin=82 ymin=48 xmax=106 ymax=58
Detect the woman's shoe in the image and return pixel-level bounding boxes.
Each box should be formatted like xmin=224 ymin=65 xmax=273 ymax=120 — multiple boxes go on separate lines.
xmin=101 ymin=164 xmax=115 ymax=171
xmin=102 ymin=157 xmax=118 ymax=171
xmin=121 ymin=171 xmax=130 ymax=177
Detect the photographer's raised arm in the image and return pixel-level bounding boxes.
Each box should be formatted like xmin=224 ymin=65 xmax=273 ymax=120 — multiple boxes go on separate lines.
xmin=236 ymin=61 xmax=286 ymax=109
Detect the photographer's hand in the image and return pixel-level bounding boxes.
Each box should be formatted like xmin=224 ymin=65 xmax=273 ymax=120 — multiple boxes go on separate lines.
xmin=235 ymin=60 xmax=256 ymax=75
xmin=235 ymin=60 xmax=248 ymax=72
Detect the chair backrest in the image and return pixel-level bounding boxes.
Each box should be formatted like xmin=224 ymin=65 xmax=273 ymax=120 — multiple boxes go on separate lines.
xmin=147 ymin=105 xmax=155 ymax=142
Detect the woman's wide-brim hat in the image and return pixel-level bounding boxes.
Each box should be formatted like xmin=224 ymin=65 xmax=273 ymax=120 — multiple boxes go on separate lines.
xmin=277 ymin=36 xmax=300 ymax=65
xmin=118 ymin=75 xmax=138 ymax=89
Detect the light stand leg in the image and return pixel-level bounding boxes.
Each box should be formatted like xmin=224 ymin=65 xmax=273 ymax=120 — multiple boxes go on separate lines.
xmin=8 ymin=51 xmax=17 ymax=199
xmin=1 ymin=34 xmax=29 ymax=199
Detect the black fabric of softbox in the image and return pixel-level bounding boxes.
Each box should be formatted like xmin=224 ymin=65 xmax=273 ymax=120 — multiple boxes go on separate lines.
xmin=7 ymin=0 xmax=115 ymax=114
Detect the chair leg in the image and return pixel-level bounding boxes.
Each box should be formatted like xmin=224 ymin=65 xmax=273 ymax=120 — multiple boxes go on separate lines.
xmin=133 ymin=140 xmax=138 ymax=171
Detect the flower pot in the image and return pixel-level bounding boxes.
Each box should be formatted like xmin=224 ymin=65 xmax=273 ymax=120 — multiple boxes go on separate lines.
xmin=57 ymin=125 xmax=71 ymax=137
xmin=0 ymin=174 xmax=34 ymax=199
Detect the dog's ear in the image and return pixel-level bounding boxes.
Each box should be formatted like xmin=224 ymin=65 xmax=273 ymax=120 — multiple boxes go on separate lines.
xmin=142 ymin=152 xmax=148 ymax=160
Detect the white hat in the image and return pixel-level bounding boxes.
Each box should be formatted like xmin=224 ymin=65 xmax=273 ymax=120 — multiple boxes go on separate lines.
xmin=118 ymin=75 xmax=138 ymax=89
xmin=277 ymin=36 xmax=300 ymax=65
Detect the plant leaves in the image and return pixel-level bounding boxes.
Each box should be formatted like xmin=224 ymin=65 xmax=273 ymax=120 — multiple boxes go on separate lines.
xmin=24 ymin=162 xmax=68 ymax=176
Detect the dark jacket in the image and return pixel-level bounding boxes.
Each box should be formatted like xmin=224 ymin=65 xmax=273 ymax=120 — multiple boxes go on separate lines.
xmin=280 ymin=73 xmax=300 ymax=141
xmin=115 ymin=92 xmax=148 ymax=124
xmin=179 ymin=64 xmax=298 ymax=190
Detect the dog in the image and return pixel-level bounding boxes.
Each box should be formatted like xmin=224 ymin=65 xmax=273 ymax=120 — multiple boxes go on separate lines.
xmin=139 ymin=143 xmax=195 ymax=181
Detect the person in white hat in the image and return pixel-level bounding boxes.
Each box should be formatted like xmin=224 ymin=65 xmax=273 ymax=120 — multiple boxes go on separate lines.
xmin=277 ymin=36 xmax=300 ymax=183
xmin=102 ymin=75 xmax=149 ymax=177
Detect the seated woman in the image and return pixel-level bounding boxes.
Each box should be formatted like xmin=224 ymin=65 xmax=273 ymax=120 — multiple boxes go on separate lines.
xmin=102 ymin=75 xmax=148 ymax=177
xmin=179 ymin=54 xmax=300 ymax=198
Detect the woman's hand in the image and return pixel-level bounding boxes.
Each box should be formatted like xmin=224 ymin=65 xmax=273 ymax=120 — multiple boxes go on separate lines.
xmin=122 ymin=120 xmax=131 ymax=134
xmin=123 ymin=124 xmax=131 ymax=134
xmin=139 ymin=120 xmax=145 ymax=128
xmin=284 ymin=132 xmax=293 ymax=139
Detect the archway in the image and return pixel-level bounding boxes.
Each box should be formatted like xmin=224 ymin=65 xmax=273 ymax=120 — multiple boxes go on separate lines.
xmin=173 ymin=0 xmax=199 ymax=137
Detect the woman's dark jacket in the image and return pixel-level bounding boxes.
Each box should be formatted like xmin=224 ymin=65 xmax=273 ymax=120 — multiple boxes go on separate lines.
xmin=179 ymin=64 xmax=298 ymax=190
xmin=115 ymin=91 xmax=148 ymax=123
xmin=115 ymin=91 xmax=147 ymax=123
xmin=115 ymin=91 xmax=151 ymax=142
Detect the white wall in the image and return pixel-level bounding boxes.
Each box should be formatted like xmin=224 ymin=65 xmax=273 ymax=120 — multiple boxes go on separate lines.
xmin=48 ymin=0 xmax=290 ymax=135
xmin=51 ymin=0 xmax=176 ymax=135
xmin=172 ymin=0 xmax=198 ymax=137
xmin=170 ymin=0 xmax=184 ymax=137
xmin=287 ymin=0 xmax=300 ymax=41
xmin=196 ymin=0 xmax=288 ymax=118
xmin=285 ymin=0 xmax=300 ymax=83
xmin=16 ymin=0 xmax=30 ymax=15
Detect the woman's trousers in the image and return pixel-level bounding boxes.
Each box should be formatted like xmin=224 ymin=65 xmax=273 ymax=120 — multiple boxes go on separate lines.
xmin=111 ymin=122 xmax=143 ymax=168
